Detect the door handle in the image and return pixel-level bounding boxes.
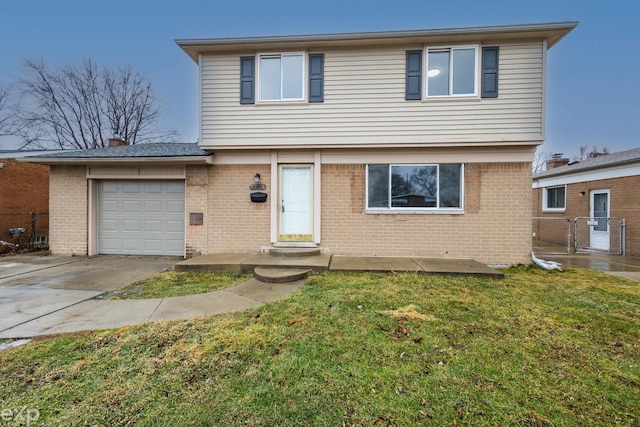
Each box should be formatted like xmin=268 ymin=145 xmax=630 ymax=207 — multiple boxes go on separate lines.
xmin=282 ymin=201 xmax=285 ymax=212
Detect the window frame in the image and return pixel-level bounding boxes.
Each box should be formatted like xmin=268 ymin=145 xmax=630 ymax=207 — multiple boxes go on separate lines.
xmin=425 ymin=45 xmax=479 ymax=99
xmin=542 ymin=185 xmax=567 ymax=212
xmin=256 ymin=52 xmax=306 ymax=103
xmin=366 ymin=164 xmax=464 ymax=213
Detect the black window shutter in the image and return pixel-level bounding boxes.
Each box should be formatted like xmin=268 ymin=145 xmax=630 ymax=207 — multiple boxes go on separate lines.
xmin=240 ymin=56 xmax=255 ymax=104
xmin=481 ymin=46 xmax=499 ymax=98
xmin=405 ymin=50 xmax=422 ymax=100
xmin=308 ymin=53 xmax=324 ymax=103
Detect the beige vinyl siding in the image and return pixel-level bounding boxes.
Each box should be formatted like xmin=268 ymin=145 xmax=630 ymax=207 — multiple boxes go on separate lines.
xmin=200 ymin=42 xmax=544 ymax=149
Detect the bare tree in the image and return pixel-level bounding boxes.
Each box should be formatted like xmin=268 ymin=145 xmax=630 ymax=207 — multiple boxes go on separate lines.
xmin=12 ymin=59 xmax=177 ymax=149
xmin=533 ymin=149 xmax=552 ymax=173
xmin=574 ymin=144 xmax=610 ymax=161
xmin=0 ymin=85 xmax=11 ymax=136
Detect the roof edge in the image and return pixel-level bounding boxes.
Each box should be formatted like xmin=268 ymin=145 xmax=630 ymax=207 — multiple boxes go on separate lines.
xmin=19 ymin=155 xmax=211 ymax=165
xmin=176 ymin=21 xmax=578 ymax=62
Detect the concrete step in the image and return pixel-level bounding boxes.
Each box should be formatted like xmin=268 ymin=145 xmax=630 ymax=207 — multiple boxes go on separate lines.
xmin=254 ymin=267 xmax=311 ymax=283
xmin=268 ymin=248 xmax=322 ymax=257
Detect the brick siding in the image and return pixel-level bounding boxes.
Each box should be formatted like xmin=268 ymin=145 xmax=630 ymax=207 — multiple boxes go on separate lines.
xmin=533 ymin=175 xmax=640 ymax=256
xmin=48 ymin=165 xmax=88 ymax=255
xmin=0 ymin=158 xmax=49 ymax=246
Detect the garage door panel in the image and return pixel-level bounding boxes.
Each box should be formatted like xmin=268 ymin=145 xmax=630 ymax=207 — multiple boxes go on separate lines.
xmin=166 ymin=220 xmax=184 ymax=233
xmin=144 ymin=201 xmax=163 ymax=213
xmin=123 ymin=200 xmax=142 ymax=213
xmin=122 ymin=182 xmax=141 ymax=193
xmin=98 ymin=180 xmax=185 ymax=256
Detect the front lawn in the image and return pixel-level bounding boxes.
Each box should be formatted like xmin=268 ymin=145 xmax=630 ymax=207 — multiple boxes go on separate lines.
xmin=1 ymin=267 xmax=638 ymax=426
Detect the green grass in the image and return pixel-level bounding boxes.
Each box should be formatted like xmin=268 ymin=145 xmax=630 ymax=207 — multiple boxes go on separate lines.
xmin=94 ymin=271 xmax=252 ymax=299
xmin=1 ymin=267 xmax=639 ymax=426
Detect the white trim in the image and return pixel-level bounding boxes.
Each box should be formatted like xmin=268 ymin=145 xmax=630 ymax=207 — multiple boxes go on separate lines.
xmin=256 ymin=52 xmax=306 ymax=103
xmin=532 ymin=163 xmax=640 ymax=188
xmin=541 ymin=184 xmax=566 ymax=213
xmin=425 ymin=45 xmax=479 ymax=99
xmin=270 ymin=151 xmax=279 ymax=243
xmin=313 ymin=151 xmax=322 ymax=245
xmin=198 ymin=53 xmax=203 ymax=146
xmin=88 ymin=178 xmax=97 ymax=256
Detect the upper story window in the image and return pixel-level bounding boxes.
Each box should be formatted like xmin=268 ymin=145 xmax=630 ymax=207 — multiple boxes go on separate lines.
xmin=241 ymin=53 xmax=324 ymax=104
xmin=426 ymin=46 xmax=478 ymax=97
xmin=367 ymin=164 xmax=463 ymax=211
xmin=543 ymin=185 xmax=566 ymax=211
xmin=258 ymin=53 xmax=305 ymax=102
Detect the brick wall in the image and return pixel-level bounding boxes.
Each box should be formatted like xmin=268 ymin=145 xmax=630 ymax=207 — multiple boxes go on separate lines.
xmin=320 ymin=163 xmax=532 ymax=265
xmin=48 ymin=165 xmax=88 ymax=255
xmin=185 ymin=165 xmax=209 ymax=257
xmin=205 ymin=162 xmax=532 ymax=265
xmin=207 ymin=165 xmax=271 ymax=253
xmin=533 ymin=175 xmax=640 ymax=256
xmin=0 ymin=158 xmax=50 ymax=246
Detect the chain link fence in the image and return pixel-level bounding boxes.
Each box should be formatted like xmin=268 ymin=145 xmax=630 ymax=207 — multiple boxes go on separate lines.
xmin=574 ymin=217 xmax=625 ymax=255
xmin=532 ymin=217 xmax=572 ymax=254
xmin=0 ymin=212 xmax=49 ymax=255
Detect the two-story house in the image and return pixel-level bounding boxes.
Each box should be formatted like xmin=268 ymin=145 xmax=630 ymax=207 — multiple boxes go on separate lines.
xmin=28 ymin=22 xmax=577 ymax=265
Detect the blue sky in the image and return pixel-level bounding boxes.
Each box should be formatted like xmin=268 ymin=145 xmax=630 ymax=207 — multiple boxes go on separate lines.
xmin=1 ymin=0 xmax=638 ymax=157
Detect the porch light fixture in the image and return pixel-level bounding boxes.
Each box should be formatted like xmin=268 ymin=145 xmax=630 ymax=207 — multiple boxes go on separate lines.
xmin=254 ymin=173 xmax=261 ymax=183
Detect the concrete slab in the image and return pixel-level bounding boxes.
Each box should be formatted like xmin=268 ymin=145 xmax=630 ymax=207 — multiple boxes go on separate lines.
xmin=149 ymin=290 xmax=262 ymax=322
xmin=0 ymin=299 xmax=162 ymax=338
xmin=411 ymin=257 xmax=504 ymax=278
xmin=0 ymin=287 xmax=101 ymax=331
xmin=604 ymin=271 xmax=640 ymax=282
xmin=227 ymin=278 xmax=305 ymax=301
xmin=241 ymin=254 xmax=330 ymax=272
xmin=0 ymin=255 xmax=178 ymax=291
xmin=0 ymin=255 xmax=88 ymax=281
xmin=329 ymin=256 xmax=422 ymax=272
xmin=173 ymin=253 xmax=250 ymax=273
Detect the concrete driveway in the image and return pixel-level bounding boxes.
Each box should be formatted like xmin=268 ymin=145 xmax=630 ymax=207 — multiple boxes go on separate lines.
xmin=0 ymin=254 xmax=178 ymax=335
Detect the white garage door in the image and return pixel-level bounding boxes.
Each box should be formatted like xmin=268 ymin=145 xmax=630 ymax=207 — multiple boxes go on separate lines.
xmin=98 ymin=180 xmax=185 ymax=256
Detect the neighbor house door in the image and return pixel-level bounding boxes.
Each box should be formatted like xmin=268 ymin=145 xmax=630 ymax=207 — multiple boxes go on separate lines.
xmin=590 ymin=189 xmax=610 ymax=250
xmin=279 ymin=165 xmax=313 ymax=242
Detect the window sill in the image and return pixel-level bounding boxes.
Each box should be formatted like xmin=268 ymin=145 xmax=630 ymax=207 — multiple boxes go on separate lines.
xmin=365 ymin=209 xmax=464 ymax=215
xmin=255 ymin=100 xmax=308 ymax=106
xmin=422 ymin=95 xmax=480 ymax=103
xmin=542 ymin=208 xmax=566 ymax=213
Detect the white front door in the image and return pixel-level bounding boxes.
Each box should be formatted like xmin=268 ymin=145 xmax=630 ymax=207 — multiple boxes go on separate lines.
xmin=279 ymin=165 xmax=313 ymax=241
xmin=590 ymin=189 xmax=610 ymax=250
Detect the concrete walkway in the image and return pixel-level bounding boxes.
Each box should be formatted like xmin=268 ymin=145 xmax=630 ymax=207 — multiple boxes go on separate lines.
xmin=3 ymin=251 xmax=636 ymax=340
xmin=0 ymin=253 xmax=502 ymax=339
xmin=0 ymin=278 xmax=303 ymax=339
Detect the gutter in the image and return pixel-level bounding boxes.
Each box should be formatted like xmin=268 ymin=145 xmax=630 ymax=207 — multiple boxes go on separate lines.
xmin=17 ymin=155 xmax=212 ymax=165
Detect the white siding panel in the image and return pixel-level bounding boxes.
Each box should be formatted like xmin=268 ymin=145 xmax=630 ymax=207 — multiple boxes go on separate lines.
xmin=200 ymin=43 xmax=544 ymax=148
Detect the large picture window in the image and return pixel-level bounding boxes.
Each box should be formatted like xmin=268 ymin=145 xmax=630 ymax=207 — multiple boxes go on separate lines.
xmin=258 ymin=53 xmax=304 ymax=101
xmin=367 ymin=164 xmax=463 ymax=210
xmin=426 ymin=46 xmax=477 ymax=97
xmin=543 ymin=185 xmax=566 ymax=211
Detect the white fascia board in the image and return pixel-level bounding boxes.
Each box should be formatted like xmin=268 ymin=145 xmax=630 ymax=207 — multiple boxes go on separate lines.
xmin=532 ymin=163 xmax=640 ymax=188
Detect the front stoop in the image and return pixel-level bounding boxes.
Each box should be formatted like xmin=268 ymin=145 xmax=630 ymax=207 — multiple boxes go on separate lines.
xmin=268 ymin=248 xmax=322 ymax=257
xmin=254 ymin=267 xmax=311 ymax=283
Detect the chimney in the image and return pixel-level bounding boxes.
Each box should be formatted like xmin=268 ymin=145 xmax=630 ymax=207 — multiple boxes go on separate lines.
xmin=108 ymin=138 xmax=126 ymax=147
xmin=546 ymin=153 xmax=570 ymax=170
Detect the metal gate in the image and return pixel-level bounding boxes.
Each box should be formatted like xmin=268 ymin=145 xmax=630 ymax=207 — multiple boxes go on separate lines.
xmin=532 ymin=217 xmax=571 ymax=254
xmin=574 ymin=217 xmax=626 ymax=255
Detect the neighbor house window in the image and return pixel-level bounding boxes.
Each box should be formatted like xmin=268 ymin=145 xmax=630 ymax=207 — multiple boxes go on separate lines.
xmin=258 ymin=53 xmax=304 ymax=101
xmin=367 ymin=164 xmax=463 ymax=210
xmin=426 ymin=46 xmax=478 ymax=97
xmin=543 ymin=185 xmax=566 ymax=211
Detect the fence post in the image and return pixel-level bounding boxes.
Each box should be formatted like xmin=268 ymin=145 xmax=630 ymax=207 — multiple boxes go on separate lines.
xmin=31 ymin=212 xmax=37 ymax=246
